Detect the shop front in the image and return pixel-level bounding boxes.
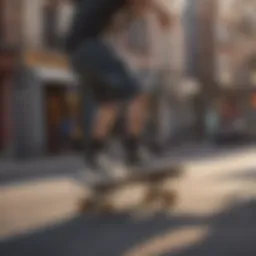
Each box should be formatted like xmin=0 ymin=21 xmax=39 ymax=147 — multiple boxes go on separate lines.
xmin=13 ymin=50 xmax=80 ymax=158
xmin=206 ymin=87 xmax=256 ymax=143
xmin=44 ymin=82 xmax=82 ymax=153
xmin=0 ymin=47 xmax=17 ymax=156
xmin=147 ymin=74 xmax=201 ymax=150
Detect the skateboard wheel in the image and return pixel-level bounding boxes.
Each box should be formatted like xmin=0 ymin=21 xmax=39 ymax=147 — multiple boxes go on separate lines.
xmin=97 ymin=201 xmax=116 ymax=213
xmin=79 ymin=198 xmax=95 ymax=213
xmin=161 ymin=191 xmax=177 ymax=207
xmin=143 ymin=189 xmax=158 ymax=204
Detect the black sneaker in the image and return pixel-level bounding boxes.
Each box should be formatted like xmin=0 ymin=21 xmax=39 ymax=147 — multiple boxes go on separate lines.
xmin=84 ymin=151 xmax=107 ymax=176
xmin=126 ymin=146 xmax=152 ymax=167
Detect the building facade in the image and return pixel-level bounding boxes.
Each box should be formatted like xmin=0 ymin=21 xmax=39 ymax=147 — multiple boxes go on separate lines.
xmin=183 ymin=0 xmax=200 ymax=78
xmin=0 ymin=0 xmax=23 ymax=155
xmin=152 ymin=0 xmax=202 ymax=146
xmin=215 ymin=0 xmax=256 ymax=88
xmin=12 ymin=0 xmax=78 ymax=157
xmin=9 ymin=0 xmax=202 ymax=156
xmin=213 ymin=0 xmax=256 ymax=137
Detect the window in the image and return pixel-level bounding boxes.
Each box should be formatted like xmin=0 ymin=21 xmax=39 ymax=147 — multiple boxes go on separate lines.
xmin=42 ymin=0 xmax=74 ymax=50
xmin=57 ymin=0 xmax=74 ymax=39
xmin=0 ymin=0 xmax=23 ymax=45
xmin=0 ymin=0 xmax=4 ymax=43
xmin=42 ymin=2 xmax=59 ymax=49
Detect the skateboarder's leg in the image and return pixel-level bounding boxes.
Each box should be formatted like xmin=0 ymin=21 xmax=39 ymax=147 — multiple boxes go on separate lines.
xmin=72 ymin=39 xmax=139 ymax=171
xmin=124 ymin=70 xmax=156 ymax=165
xmin=84 ymin=102 xmax=119 ymax=168
xmin=124 ymin=93 xmax=149 ymax=162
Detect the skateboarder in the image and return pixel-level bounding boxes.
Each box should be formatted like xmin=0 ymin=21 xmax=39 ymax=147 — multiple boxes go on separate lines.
xmin=115 ymin=3 xmax=161 ymax=165
xmin=66 ymin=0 xmax=171 ymax=174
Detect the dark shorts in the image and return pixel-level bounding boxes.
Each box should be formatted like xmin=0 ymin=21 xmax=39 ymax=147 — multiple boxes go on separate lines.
xmin=71 ymin=39 xmax=139 ymax=103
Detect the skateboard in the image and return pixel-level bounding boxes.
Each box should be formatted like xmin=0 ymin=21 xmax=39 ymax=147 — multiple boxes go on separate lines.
xmin=79 ymin=164 xmax=183 ymax=214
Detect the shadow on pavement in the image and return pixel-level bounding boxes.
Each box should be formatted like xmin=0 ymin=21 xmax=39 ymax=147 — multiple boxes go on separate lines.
xmin=0 ymin=200 xmax=255 ymax=256
xmin=166 ymin=200 xmax=256 ymax=256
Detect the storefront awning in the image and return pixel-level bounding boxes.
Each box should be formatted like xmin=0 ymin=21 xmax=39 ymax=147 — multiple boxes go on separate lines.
xmin=23 ymin=49 xmax=77 ymax=84
xmin=35 ymin=66 xmax=77 ymax=84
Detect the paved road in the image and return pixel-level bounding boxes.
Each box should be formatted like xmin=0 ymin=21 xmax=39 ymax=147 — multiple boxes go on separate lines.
xmin=0 ymin=144 xmax=254 ymax=185
xmin=0 ymin=155 xmax=84 ymax=185
xmin=0 ymin=146 xmax=256 ymax=256
xmin=0 ymin=200 xmax=255 ymax=256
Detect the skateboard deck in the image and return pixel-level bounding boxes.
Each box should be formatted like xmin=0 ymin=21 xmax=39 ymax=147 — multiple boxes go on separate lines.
xmin=79 ymin=164 xmax=183 ymax=214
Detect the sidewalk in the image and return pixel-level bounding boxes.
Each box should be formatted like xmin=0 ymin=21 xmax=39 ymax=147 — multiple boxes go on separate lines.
xmin=0 ymin=155 xmax=84 ymax=185
xmin=0 ymin=145 xmax=256 ymax=241
xmin=0 ymin=144 xmax=254 ymax=185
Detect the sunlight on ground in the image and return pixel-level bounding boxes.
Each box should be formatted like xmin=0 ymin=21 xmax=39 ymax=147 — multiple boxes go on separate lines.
xmin=172 ymin=151 xmax=256 ymax=217
xmin=0 ymin=178 xmax=85 ymax=240
xmin=123 ymin=226 xmax=209 ymax=256
xmin=1 ymin=149 xmax=256 ymax=240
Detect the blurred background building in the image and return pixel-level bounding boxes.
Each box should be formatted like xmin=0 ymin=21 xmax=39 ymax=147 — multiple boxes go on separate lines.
xmin=0 ymin=0 xmax=255 ymax=158
xmin=213 ymin=0 xmax=256 ymax=141
xmin=10 ymin=0 xmax=77 ymax=157
xmin=0 ymin=0 xmax=21 ymax=156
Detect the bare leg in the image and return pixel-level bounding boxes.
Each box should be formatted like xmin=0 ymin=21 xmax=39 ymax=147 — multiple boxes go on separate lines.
xmin=124 ymin=93 xmax=150 ymax=164
xmin=126 ymin=93 xmax=149 ymax=136
xmin=93 ymin=103 xmax=119 ymax=139
xmin=85 ymin=102 xmax=119 ymax=169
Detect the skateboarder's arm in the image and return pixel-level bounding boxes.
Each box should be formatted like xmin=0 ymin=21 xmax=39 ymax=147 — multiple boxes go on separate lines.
xmin=109 ymin=6 xmax=134 ymax=33
xmin=150 ymin=0 xmax=173 ymax=29
xmin=118 ymin=28 xmax=154 ymax=69
xmin=117 ymin=40 xmax=152 ymax=69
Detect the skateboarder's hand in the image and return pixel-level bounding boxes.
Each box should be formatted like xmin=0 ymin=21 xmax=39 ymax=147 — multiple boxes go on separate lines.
xmin=137 ymin=56 xmax=152 ymax=68
xmin=158 ymin=11 xmax=173 ymax=29
xmin=150 ymin=0 xmax=173 ymax=29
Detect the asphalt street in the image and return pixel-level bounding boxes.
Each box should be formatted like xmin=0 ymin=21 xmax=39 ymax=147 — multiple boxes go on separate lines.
xmin=0 ymin=145 xmax=256 ymax=256
xmin=0 ymin=200 xmax=255 ymax=256
xmin=0 ymin=144 xmax=253 ymax=185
